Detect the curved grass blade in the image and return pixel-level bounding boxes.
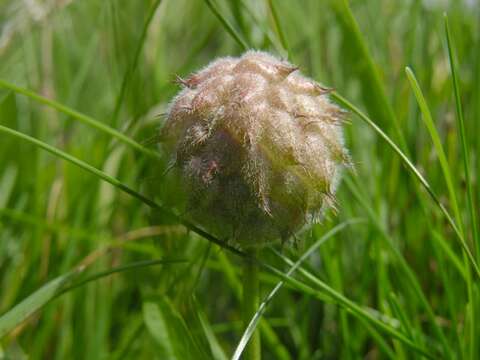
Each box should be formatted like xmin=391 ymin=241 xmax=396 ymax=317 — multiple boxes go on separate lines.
xmin=0 ymin=124 xmax=245 ymax=259
xmin=444 ymin=14 xmax=479 ymax=359
xmin=328 ymin=0 xmax=407 ymax=151
xmin=405 ymin=67 xmax=462 ymax=231
xmin=237 ymin=2 xmax=283 ymax=56
xmin=405 ymin=66 xmax=475 ymax=359
xmin=0 ymin=166 xmax=17 ymax=208
xmin=263 ymin=254 xmax=433 ymax=358
xmin=444 ymin=14 xmax=478 ymax=257
xmin=203 ymin=0 xmax=249 ymax=50
xmin=0 ymin=79 xmax=160 ymax=159
xmin=143 ymin=298 xmax=210 ymax=360
xmin=59 ymin=259 xmax=186 ymax=296
xmin=358 ymin=317 xmax=397 ymax=360
xmin=191 ymin=297 xmax=228 ymax=360
xmin=331 ymin=92 xmax=480 ymax=278
xmin=110 ymin=317 xmax=144 ymax=360
xmin=344 ymin=177 xmax=451 ymax=356
xmin=431 ymin=231 xmax=467 ymax=279
xmin=232 ymin=219 xmax=363 ymax=360
xmin=387 ymin=293 xmax=414 ymax=340
xmin=0 ymin=272 xmax=75 ymax=338
xmin=0 ymin=207 xmax=92 ymax=240
xmin=0 ymin=259 xmax=185 ymax=339
xmin=214 ymin=253 xmax=291 ymax=360
xmin=111 ymin=0 xmax=163 ymax=125
xmin=267 ymin=0 xmax=289 ymax=58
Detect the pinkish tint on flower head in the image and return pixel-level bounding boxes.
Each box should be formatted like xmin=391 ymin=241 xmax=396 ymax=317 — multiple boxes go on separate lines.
xmin=161 ymin=50 xmax=350 ymax=247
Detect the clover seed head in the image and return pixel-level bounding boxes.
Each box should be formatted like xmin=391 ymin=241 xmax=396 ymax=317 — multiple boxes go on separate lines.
xmin=161 ymin=50 xmax=350 ymax=247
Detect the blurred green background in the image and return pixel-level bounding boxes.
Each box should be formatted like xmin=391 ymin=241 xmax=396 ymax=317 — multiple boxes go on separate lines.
xmin=0 ymin=0 xmax=479 ymax=359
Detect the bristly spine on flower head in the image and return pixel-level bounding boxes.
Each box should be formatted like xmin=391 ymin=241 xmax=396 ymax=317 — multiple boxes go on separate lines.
xmin=161 ymin=50 xmax=351 ymax=247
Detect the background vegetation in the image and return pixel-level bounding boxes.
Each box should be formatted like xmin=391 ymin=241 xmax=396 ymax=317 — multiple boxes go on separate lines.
xmin=0 ymin=0 xmax=479 ymax=358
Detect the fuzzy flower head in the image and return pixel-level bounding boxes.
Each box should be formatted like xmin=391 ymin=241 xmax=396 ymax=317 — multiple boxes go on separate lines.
xmin=161 ymin=50 xmax=350 ymax=247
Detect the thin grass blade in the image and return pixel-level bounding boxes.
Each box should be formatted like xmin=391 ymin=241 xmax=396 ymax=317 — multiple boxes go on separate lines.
xmin=0 ymin=272 xmax=76 ymax=338
xmin=203 ymin=0 xmax=249 ymax=50
xmin=232 ymin=219 xmax=363 ymax=360
xmin=332 ymin=92 xmax=480 ymax=278
xmin=111 ymin=0 xmax=164 ymax=125
xmin=264 ymin=254 xmax=434 ymax=358
xmin=267 ymin=0 xmax=289 ymax=58
xmin=0 ymin=259 xmax=184 ymax=339
xmin=344 ymin=177 xmax=453 ymax=356
xmin=0 ymin=124 xmax=246 ymax=259
xmin=0 ymin=79 xmax=160 ymax=159
xmin=444 ymin=14 xmax=479 ymax=257
xmin=405 ymin=67 xmax=462 ymax=230
xmin=143 ymin=298 xmax=210 ymax=360
xmin=327 ymin=0 xmax=407 ymax=150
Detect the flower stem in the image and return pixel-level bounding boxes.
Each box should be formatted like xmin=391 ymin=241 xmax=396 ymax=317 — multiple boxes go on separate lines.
xmin=243 ymin=249 xmax=261 ymax=360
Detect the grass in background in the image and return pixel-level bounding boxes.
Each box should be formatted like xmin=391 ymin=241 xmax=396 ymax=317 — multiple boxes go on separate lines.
xmin=0 ymin=0 xmax=479 ymax=358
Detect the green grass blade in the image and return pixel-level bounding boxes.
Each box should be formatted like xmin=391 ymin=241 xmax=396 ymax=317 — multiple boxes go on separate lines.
xmin=111 ymin=0 xmax=163 ymax=125
xmin=238 ymin=2 xmax=284 ymax=55
xmin=445 ymin=16 xmax=479 ymax=358
xmin=267 ymin=0 xmax=289 ymax=58
xmin=385 ymin=294 xmax=410 ymax=359
xmin=432 ymin=231 xmax=467 ymax=279
xmin=0 ymin=124 xmax=245 ymax=259
xmin=0 ymin=259 xmax=184 ymax=339
xmin=110 ymin=317 xmax=144 ymax=360
xmin=60 ymin=259 xmax=187 ymax=295
xmin=191 ymin=297 xmax=228 ymax=360
xmin=203 ymin=0 xmax=249 ymax=50
xmin=143 ymin=298 xmax=210 ymax=360
xmin=328 ymin=0 xmax=407 ymax=151
xmin=0 ymin=272 xmax=76 ymax=338
xmin=0 ymin=124 xmax=155 ymax=207
xmin=227 ymin=0 xmax=250 ymax=45
xmin=331 ymin=92 xmax=480 ymax=278
xmin=0 ymin=207 xmax=92 ymax=240
xmin=0 ymin=79 xmax=160 ymax=159
xmin=358 ymin=318 xmax=397 ymax=359
xmin=0 ymin=166 xmax=17 ymax=208
xmin=387 ymin=293 xmax=414 ymax=340
xmin=215 ymin=253 xmax=291 ymax=360
xmin=344 ymin=177 xmax=451 ymax=355
xmin=143 ymin=301 xmax=176 ymax=359
xmin=444 ymin=14 xmax=479 ymax=257
xmin=265 ymin=253 xmax=434 ymax=358
xmin=405 ymin=67 xmax=462 ymax=231
xmin=232 ymin=219 xmax=363 ymax=360
xmin=405 ymin=67 xmax=475 ymax=359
